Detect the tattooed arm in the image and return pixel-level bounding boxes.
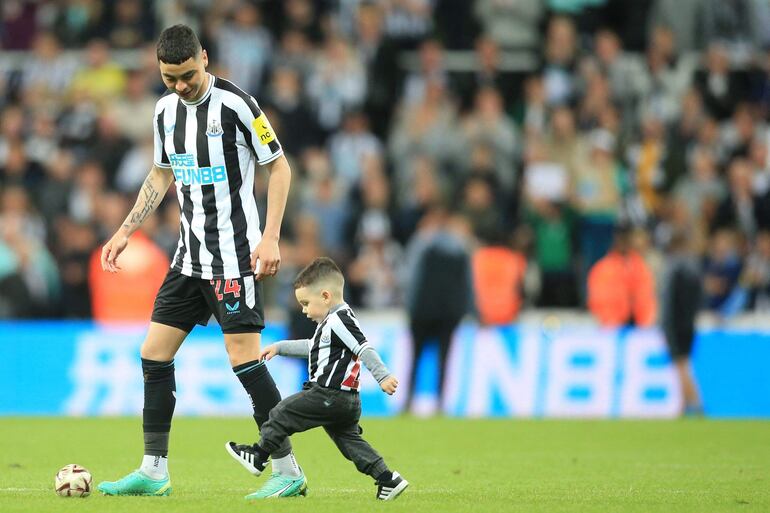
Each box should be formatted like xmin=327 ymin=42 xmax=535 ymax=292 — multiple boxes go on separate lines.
xmin=101 ymin=165 xmax=174 ymax=273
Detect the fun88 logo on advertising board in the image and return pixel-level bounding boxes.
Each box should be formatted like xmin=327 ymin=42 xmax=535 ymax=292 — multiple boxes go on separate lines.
xmin=170 ymin=153 xmax=227 ymax=185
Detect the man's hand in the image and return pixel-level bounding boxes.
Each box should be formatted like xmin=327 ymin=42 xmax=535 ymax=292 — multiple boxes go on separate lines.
xmin=100 ymin=229 xmax=130 ymax=273
xmin=259 ymin=344 xmax=279 ymax=361
xmin=380 ymin=375 xmax=399 ymax=395
xmin=252 ymin=237 xmax=281 ymax=280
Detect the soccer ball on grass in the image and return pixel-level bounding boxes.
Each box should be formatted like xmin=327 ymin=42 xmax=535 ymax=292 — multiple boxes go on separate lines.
xmin=54 ymin=464 xmax=92 ymax=497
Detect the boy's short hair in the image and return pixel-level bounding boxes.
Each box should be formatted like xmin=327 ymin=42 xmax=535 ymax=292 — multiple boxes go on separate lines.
xmin=157 ymin=24 xmax=201 ymax=64
xmin=294 ymin=257 xmax=344 ymax=290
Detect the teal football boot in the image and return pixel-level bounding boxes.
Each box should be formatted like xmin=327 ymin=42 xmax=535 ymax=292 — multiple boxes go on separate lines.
xmin=245 ymin=471 xmax=307 ymax=499
xmin=97 ymin=470 xmax=172 ymax=496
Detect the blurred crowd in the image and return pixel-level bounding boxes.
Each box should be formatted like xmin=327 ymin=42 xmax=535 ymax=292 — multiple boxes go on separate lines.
xmin=1 ymin=0 xmax=770 ymax=327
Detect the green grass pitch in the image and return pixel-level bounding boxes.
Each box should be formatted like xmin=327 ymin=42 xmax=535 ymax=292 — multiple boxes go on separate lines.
xmin=0 ymin=417 xmax=768 ymax=512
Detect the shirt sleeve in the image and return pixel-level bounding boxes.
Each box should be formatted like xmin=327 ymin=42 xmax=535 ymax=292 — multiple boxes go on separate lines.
xmin=153 ymin=108 xmax=171 ymax=168
xmin=329 ymin=310 xmax=370 ymax=356
xmin=275 ymin=339 xmax=311 ymax=358
xmin=233 ymin=95 xmax=283 ymax=165
xmin=359 ymin=347 xmax=391 ymax=383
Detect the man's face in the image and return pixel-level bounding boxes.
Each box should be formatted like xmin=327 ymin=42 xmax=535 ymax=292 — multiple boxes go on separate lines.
xmin=159 ymin=50 xmax=208 ymax=101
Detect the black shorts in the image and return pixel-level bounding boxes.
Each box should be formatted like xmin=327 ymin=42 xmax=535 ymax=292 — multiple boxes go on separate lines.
xmin=151 ymin=269 xmax=264 ymax=334
xmin=664 ymin=325 xmax=695 ymax=359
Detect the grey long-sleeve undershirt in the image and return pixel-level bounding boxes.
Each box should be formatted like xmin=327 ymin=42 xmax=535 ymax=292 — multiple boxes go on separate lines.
xmin=275 ymin=339 xmax=392 ymax=383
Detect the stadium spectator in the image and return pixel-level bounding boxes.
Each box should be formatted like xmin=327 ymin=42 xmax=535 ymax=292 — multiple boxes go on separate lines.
xmin=89 ymin=112 xmax=133 ymax=188
xmin=647 ymin=0 xmax=702 ymax=52
xmin=264 ymin=66 xmax=322 ymax=156
xmin=1 ymin=0 xmax=40 ymax=50
xmin=711 ymin=158 xmax=760 ymax=237
xmin=592 ymin=28 xmax=644 ymax=109
xmin=544 ymin=105 xmax=582 ymax=185
xmin=280 ymin=0 xmax=324 ymax=44
xmin=458 ymin=174 xmax=503 ymax=240
xmin=0 ymin=212 xmax=59 ymax=316
xmin=455 ymin=37 xmax=512 ymax=113
xmin=459 ymin=87 xmax=519 ymax=193
xmin=662 ymin=88 xmax=706 ymax=190
xmin=328 ymin=110 xmax=383 ymax=196
xmin=471 ymin=231 xmax=527 ymax=325
xmin=56 ymin=219 xmax=96 ymax=318
xmin=298 ymin=150 xmax=348 ymax=260
xmin=51 ymin=0 xmax=105 ymax=48
xmin=587 ymin=224 xmax=657 ymax=327
xmin=20 ymin=32 xmax=79 ymax=104
xmin=105 ymin=0 xmax=155 ymax=49
xmin=401 ymin=38 xmax=448 ymax=107
xmin=637 ymin=26 xmax=693 ymax=124
xmin=69 ymin=39 xmax=127 ymax=103
xmin=354 ymin=2 xmax=402 ymax=139
xmin=345 ymin=155 xmax=396 ymax=252
xmin=115 ymin=135 xmax=154 ymax=193
xmin=393 ymin=154 xmax=444 ymax=244
xmin=88 ymin=230 xmax=168 ymax=322
xmin=216 ymin=2 xmax=272 ymax=95
xmin=694 ymin=43 xmax=748 ymax=121
xmin=525 ymin=200 xmax=577 ymax=307
xmin=572 ymin=129 xmax=624 ymax=287
xmin=111 ymin=71 xmax=158 ymax=143
xmin=0 ymin=238 xmax=34 ymax=318
xmin=382 ymin=0 xmax=433 ymax=49
xmin=273 ymin=29 xmax=315 ymax=79
xmin=515 ymin=74 xmax=548 ymax=137
xmin=348 ymin=210 xmax=402 ymax=309
xmin=699 ymin=0 xmax=764 ymax=63
xmin=36 ymin=149 xmax=76 ymax=226
xmin=703 ymin=229 xmax=744 ymax=314
xmin=389 ymin=80 xmax=458 ymax=172
xmin=626 ymin=115 xmax=667 ymax=220
xmin=306 ymin=35 xmax=367 ymax=132
xmin=68 ymin=159 xmax=106 ymax=223
xmin=541 ymin=16 xmax=579 ymax=106
xmin=474 ymin=0 xmax=543 ymax=51
xmin=673 ymin=146 xmax=725 ymax=229
xmin=741 ymin=230 xmax=770 ymax=311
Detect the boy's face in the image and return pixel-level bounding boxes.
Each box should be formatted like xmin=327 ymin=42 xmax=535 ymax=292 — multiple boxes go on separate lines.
xmin=295 ymin=286 xmax=331 ymax=323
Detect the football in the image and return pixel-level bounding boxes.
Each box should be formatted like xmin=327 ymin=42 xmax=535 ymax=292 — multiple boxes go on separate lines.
xmin=54 ymin=464 xmax=92 ymax=497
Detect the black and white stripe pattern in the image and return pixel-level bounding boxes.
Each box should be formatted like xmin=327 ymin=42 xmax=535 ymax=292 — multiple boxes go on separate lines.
xmin=307 ymin=303 xmax=369 ymax=392
xmin=153 ymin=74 xmax=283 ymax=279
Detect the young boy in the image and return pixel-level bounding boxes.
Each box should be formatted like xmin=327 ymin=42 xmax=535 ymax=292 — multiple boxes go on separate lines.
xmin=225 ymin=257 xmax=409 ymax=500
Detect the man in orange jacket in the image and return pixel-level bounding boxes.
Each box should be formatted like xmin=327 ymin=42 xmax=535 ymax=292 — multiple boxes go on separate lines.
xmin=587 ymin=224 xmax=657 ymax=327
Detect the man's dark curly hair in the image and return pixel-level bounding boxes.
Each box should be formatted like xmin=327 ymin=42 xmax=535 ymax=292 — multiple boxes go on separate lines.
xmin=156 ymin=24 xmax=201 ymax=64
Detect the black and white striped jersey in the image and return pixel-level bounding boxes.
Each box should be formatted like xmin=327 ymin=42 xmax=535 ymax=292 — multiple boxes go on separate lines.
xmin=153 ymin=73 xmax=282 ymax=280
xmin=306 ymin=303 xmax=369 ymax=392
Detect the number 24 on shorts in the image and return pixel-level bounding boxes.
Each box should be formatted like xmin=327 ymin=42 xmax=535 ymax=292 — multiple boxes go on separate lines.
xmin=210 ymin=279 xmax=242 ymax=301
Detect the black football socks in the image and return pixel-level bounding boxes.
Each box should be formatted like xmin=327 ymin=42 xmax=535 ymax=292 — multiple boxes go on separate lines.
xmin=142 ymin=358 xmax=176 ymax=457
xmin=233 ymin=359 xmax=292 ymax=459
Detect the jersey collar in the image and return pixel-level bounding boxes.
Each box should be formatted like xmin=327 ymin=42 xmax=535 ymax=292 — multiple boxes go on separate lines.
xmin=181 ymin=73 xmax=213 ymax=107
xmin=325 ymin=302 xmax=349 ymax=320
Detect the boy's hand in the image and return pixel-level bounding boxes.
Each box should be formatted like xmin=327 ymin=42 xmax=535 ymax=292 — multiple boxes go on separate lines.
xmin=259 ymin=344 xmax=279 ymax=361
xmin=380 ymin=376 xmax=399 ymax=395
